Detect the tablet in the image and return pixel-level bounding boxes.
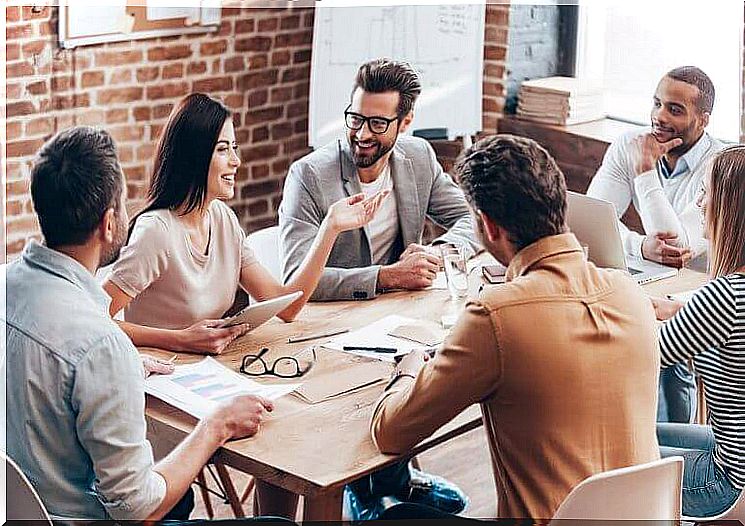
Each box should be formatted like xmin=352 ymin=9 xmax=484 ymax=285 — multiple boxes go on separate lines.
xmin=220 ymin=291 xmax=303 ymax=329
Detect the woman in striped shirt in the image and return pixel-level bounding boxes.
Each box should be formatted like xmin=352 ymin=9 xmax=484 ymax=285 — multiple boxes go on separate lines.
xmin=651 ymin=145 xmax=745 ymax=517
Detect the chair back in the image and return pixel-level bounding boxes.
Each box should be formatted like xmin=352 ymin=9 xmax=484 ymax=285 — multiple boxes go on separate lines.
xmin=552 ymin=457 xmax=683 ymax=521
xmin=4 ymin=452 xmax=53 ymax=523
xmin=245 ymin=226 xmax=281 ymax=281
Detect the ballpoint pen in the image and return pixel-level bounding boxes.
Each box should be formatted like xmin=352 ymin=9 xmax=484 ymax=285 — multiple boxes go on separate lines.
xmin=288 ymin=327 xmax=350 ymax=344
xmin=343 ymin=346 xmax=397 ymax=353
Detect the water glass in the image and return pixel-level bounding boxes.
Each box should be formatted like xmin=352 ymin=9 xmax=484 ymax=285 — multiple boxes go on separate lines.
xmin=442 ymin=247 xmax=468 ymax=300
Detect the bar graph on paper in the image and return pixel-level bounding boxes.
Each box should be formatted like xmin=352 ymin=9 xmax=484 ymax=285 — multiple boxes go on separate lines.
xmin=145 ymin=357 xmax=299 ymax=419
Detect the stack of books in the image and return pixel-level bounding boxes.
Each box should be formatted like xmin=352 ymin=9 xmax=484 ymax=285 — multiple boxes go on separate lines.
xmin=517 ymin=76 xmax=605 ymax=126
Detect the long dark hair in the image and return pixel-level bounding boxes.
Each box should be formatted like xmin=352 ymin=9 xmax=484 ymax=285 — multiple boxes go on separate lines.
xmin=129 ymin=92 xmax=231 ymax=237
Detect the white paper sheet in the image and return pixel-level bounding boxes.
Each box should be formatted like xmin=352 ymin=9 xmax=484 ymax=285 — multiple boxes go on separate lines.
xmin=145 ymin=357 xmax=298 ymax=419
xmin=324 ymin=315 xmax=429 ymax=363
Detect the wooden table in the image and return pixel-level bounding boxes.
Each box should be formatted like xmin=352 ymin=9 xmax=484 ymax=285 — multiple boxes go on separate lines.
xmin=144 ymin=266 xmax=709 ymax=521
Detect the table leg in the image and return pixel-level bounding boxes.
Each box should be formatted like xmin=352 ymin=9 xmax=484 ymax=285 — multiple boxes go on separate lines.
xmin=214 ymin=461 xmax=246 ymax=518
xmin=302 ymin=489 xmax=344 ymax=522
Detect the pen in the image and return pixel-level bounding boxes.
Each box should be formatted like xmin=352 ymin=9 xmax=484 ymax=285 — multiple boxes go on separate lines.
xmin=343 ymin=346 xmax=398 ymax=353
xmin=394 ymin=348 xmax=437 ymax=364
xmin=288 ymin=328 xmax=350 ymax=344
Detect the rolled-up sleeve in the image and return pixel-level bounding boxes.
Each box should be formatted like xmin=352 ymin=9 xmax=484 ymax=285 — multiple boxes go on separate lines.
xmin=71 ymin=333 xmax=166 ymax=520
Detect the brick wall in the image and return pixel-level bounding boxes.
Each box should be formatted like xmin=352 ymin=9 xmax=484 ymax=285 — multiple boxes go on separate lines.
xmin=4 ymin=4 xmax=510 ymax=259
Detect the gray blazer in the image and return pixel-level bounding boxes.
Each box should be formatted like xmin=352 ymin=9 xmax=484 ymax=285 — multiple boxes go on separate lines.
xmin=278 ymin=135 xmax=479 ymax=301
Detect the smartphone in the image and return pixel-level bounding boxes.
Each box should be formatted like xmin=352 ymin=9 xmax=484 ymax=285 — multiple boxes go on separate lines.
xmin=482 ymin=264 xmax=506 ymax=284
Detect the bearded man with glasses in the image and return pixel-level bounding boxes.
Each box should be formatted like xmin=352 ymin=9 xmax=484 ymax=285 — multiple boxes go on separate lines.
xmin=279 ymin=58 xmax=479 ymax=303
xmin=278 ymin=58 xmax=474 ymax=520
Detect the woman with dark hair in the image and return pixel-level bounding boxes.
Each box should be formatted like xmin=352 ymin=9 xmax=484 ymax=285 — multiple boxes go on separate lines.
xmin=103 ymin=92 xmax=387 ymax=354
xmin=651 ymin=145 xmax=745 ymax=517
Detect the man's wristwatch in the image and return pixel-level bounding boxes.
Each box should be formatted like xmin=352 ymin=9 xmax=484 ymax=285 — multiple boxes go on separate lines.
xmin=385 ymin=372 xmax=416 ymax=391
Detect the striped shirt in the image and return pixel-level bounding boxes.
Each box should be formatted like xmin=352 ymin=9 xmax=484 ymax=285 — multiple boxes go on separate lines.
xmin=659 ymin=273 xmax=745 ymax=489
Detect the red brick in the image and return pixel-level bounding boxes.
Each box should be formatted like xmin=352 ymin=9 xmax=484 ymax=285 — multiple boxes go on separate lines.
xmin=77 ymin=110 xmax=106 ymax=126
xmin=239 ymin=178 xmax=281 ymax=200
xmin=270 ymin=86 xmax=294 ymax=104
xmin=7 ymin=177 xmax=30 ymax=196
xmin=251 ymin=164 xmax=270 ymax=179
xmin=287 ymin=101 xmax=306 ymax=117
xmin=237 ymin=70 xmax=278 ymax=90
xmin=136 ymin=144 xmax=155 ymax=161
xmin=248 ymin=200 xmax=269 ymax=216
xmin=235 ymin=19 xmax=255 ymax=33
xmin=293 ymin=49 xmax=311 ymax=64
xmin=146 ymin=82 xmax=189 ymax=100
xmin=6 ymin=238 xmax=27 ymax=256
xmin=133 ymin=106 xmax=152 ymax=121
xmin=52 ymin=93 xmax=90 ymax=110
xmin=117 ymin=146 xmax=134 ymax=164
xmin=485 ymin=63 xmax=505 ymax=79
xmin=51 ymin=75 xmax=73 ymax=91
xmin=246 ymin=106 xmax=283 ymax=125
xmin=280 ymin=15 xmax=301 ymax=30
xmin=25 ymin=117 xmax=53 ymax=137
xmin=225 ymin=94 xmax=244 ymax=109
xmin=294 ymin=118 xmax=309 ymax=134
xmin=98 ymin=87 xmax=144 ymax=104
xmin=6 ymin=6 xmax=21 ymax=22
xmin=193 ymin=77 xmax=233 ymax=93
xmin=211 ymin=59 xmax=220 ymax=74
xmin=136 ymin=66 xmax=160 ymax=83
xmin=124 ymin=165 xmax=146 ymax=181
xmin=271 ymin=122 xmax=293 ymax=140
xmin=225 ymin=56 xmax=245 ymax=73
xmin=147 ymin=45 xmax=192 ymax=61
xmin=248 ymin=54 xmax=268 ymax=70
xmin=27 ymin=80 xmax=48 ymax=95
xmin=281 ymin=65 xmax=310 ymax=83
xmin=484 ymin=45 xmax=507 ymax=61
xmin=486 ymin=6 xmax=509 ymax=26
xmin=7 ymin=82 xmax=23 ymax=99
xmin=7 ymin=121 xmax=23 ymax=140
xmin=7 ymin=101 xmax=36 ymax=118
xmin=106 ymin=108 xmax=129 ymax=124
xmin=272 ymin=158 xmax=290 ymax=173
xmin=257 ymin=17 xmax=278 ymax=32
xmin=6 ymin=24 xmax=33 ymax=40
xmin=81 ymin=71 xmax=104 ymax=88
xmin=6 ymin=43 xmax=20 ymax=61
xmin=110 ymin=125 xmax=144 ymax=143
xmin=274 ymin=30 xmax=312 ymax=48
xmin=110 ymin=69 xmax=133 ymax=84
xmin=39 ymin=20 xmax=54 ymax=36
xmin=248 ymin=89 xmax=269 ymax=107
xmin=235 ymin=36 xmax=271 ymax=52
xmin=303 ymin=10 xmax=315 ymax=28
xmin=7 ymin=200 xmax=26 ymax=217
xmin=8 ymin=216 xmax=40 ymax=236
xmin=95 ymin=50 xmax=143 ymax=67
xmin=283 ymin=137 xmax=310 ymax=156
xmin=217 ymin=19 xmax=232 ymax=37
xmin=22 ymin=6 xmax=50 ymax=20
xmin=162 ymin=63 xmax=184 ymax=79
xmin=271 ymin=50 xmax=291 ymax=66
xmin=7 ymin=138 xmax=45 ymax=158
xmin=294 ymin=82 xmax=310 ymax=99
xmin=200 ymin=40 xmax=227 ymax=56
xmin=153 ymin=104 xmax=174 ymax=119
xmin=22 ymin=39 xmax=47 ymax=56
xmin=187 ymin=61 xmax=207 ymax=75
xmin=7 ymin=61 xmax=34 ymax=78
xmin=252 ymin=126 xmax=270 ymax=142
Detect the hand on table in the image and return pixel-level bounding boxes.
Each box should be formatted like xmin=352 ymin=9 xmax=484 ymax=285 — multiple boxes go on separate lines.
xmin=207 ymin=395 xmax=274 ymax=442
xmin=177 ymin=320 xmax=250 ymax=355
xmin=142 ymin=355 xmax=176 ymax=378
xmin=394 ymin=348 xmax=431 ymax=379
xmin=650 ymin=297 xmax=684 ymax=321
xmin=378 ymin=250 xmax=441 ymax=291
xmin=641 ymin=232 xmax=692 ymax=268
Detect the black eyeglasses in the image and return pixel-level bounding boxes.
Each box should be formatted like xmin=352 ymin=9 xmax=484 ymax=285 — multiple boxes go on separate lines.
xmin=239 ymin=347 xmax=317 ymax=378
xmin=344 ymin=104 xmax=400 ymax=134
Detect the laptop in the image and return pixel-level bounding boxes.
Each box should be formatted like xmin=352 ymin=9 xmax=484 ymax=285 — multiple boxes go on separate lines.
xmin=566 ymin=191 xmax=678 ymax=285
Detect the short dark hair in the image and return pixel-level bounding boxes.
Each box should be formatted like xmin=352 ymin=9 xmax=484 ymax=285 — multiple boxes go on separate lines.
xmin=30 ymin=126 xmax=123 ymax=248
xmin=665 ymin=66 xmax=715 ymax=114
xmin=131 ymin=92 xmax=231 ymax=235
xmin=352 ymin=58 xmax=422 ymax=117
xmin=456 ymin=134 xmax=567 ymax=251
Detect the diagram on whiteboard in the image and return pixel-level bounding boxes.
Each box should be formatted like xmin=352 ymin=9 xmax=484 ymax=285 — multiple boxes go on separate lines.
xmin=309 ymin=3 xmax=485 ymax=148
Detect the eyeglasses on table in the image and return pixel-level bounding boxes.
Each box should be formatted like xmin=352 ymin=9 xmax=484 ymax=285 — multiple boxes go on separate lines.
xmin=239 ymin=346 xmax=317 ymax=378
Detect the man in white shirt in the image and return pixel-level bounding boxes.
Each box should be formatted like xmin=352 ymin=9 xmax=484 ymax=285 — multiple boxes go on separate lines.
xmin=587 ymin=66 xmax=726 ymax=424
xmin=587 ymin=66 xmax=725 ymax=268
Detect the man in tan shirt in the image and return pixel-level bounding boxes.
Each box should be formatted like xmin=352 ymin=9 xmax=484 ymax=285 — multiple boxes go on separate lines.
xmin=371 ymin=134 xmax=661 ymax=520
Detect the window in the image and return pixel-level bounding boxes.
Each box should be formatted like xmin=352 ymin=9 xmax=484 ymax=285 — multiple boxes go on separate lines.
xmin=575 ymin=0 xmax=742 ymax=141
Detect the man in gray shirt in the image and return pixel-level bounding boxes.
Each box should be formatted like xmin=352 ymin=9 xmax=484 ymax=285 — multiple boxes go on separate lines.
xmin=3 ymin=127 xmax=281 ymax=523
xmin=279 ymin=58 xmax=480 ymax=301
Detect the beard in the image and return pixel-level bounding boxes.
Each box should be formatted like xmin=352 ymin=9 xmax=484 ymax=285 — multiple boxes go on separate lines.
xmin=99 ymin=211 xmax=128 ymax=267
xmin=349 ymin=137 xmax=395 ymax=168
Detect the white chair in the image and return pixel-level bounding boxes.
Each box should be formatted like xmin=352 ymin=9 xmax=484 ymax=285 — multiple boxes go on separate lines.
xmin=245 ymin=225 xmax=281 ymax=282
xmin=683 ymin=489 xmax=745 ymax=523
xmin=551 ymin=457 xmax=684 ymax=521
xmin=4 ymin=452 xmax=53 ymax=524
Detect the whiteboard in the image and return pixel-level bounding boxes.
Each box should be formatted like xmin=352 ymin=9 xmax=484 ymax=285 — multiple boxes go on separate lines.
xmin=309 ymin=3 xmax=485 ymax=148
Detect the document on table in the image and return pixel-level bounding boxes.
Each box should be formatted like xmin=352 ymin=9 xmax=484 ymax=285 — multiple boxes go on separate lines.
xmin=667 ymin=288 xmax=699 ymax=303
xmin=324 ymin=314 xmax=445 ymax=363
xmin=145 ymin=357 xmax=299 ymax=419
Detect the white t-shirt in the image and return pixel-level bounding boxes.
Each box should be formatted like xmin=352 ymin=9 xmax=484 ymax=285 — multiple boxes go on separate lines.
xmin=360 ymin=164 xmax=399 ymax=265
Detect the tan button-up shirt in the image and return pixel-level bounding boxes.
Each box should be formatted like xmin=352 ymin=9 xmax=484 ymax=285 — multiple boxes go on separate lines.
xmin=371 ymin=233 xmax=660 ymax=519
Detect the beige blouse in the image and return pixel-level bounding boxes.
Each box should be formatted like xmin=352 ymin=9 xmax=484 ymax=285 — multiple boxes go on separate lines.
xmin=110 ymin=200 xmax=258 ymax=330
